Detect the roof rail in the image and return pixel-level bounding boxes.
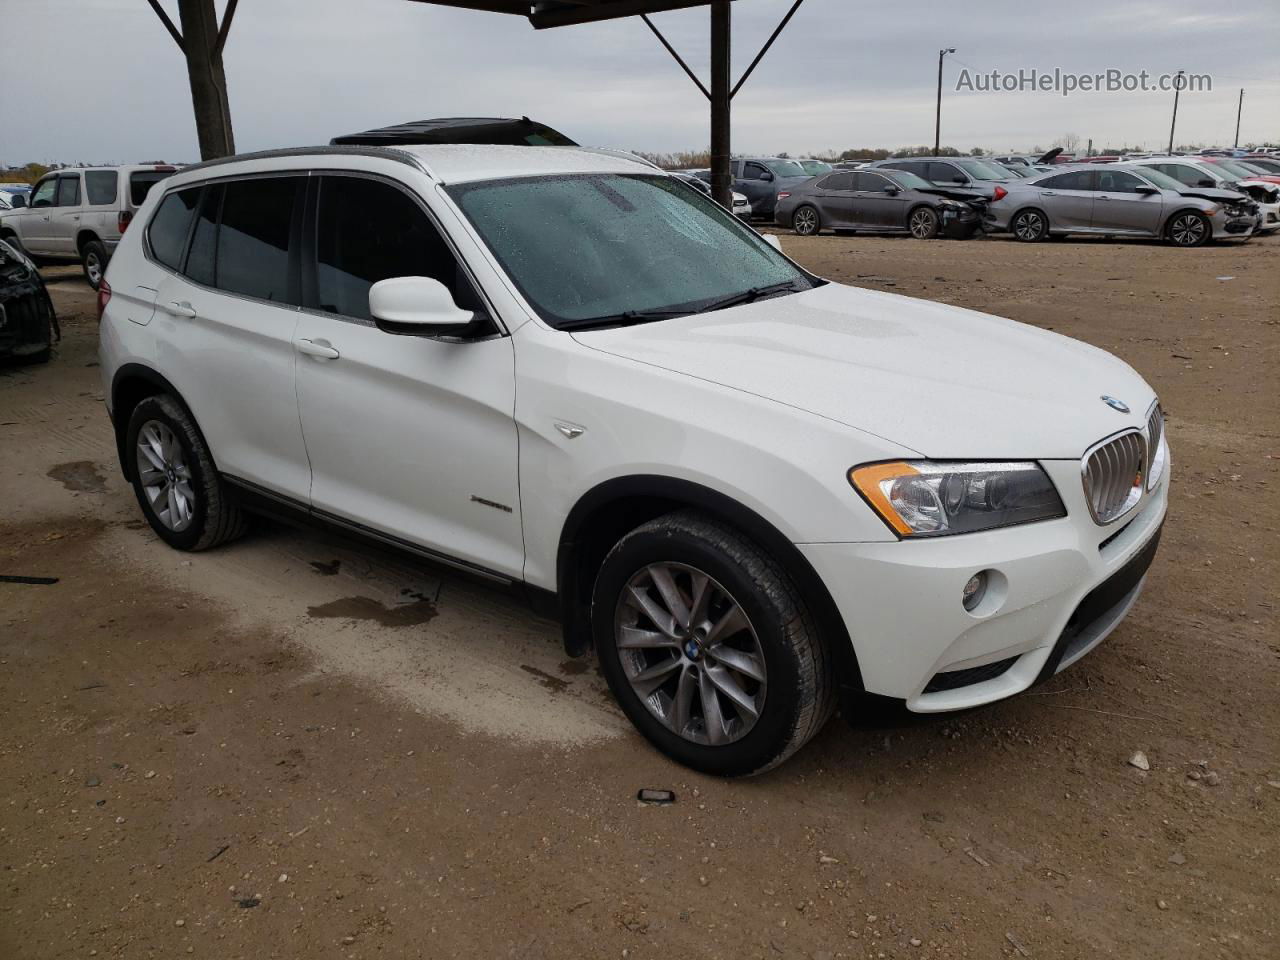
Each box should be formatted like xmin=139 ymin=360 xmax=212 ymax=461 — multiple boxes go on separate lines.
xmin=573 ymin=146 xmax=663 ymax=171
xmin=177 ymin=145 xmax=433 ymax=178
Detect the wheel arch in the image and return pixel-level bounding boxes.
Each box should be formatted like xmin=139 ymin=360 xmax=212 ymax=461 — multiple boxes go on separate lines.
xmin=1161 ymin=206 xmax=1210 ymax=236
xmin=75 ymin=229 xmax=102 ymax=254
xmin=110 ymin=364 xmax=214 ymax=483
xmin=555 ymin=474 xmax=864 ymax=695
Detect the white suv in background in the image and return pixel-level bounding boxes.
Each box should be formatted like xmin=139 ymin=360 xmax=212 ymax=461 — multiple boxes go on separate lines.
xmin=98 ymin=144 xmax=1169 ymax=775
xmin=0 ymin=164 xmax=177 ymax=288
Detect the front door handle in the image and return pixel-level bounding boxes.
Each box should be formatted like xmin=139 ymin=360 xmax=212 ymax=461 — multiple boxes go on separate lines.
xmin=1041 ymin=191 xmax=1058 ymax=196
xmin=295 ymin=338 xmax=340 ymax=360
xmin=1098 ymin=195 xmax=1111 ymax=201
xmin=165 ymin=300 xmax=197 ymax=318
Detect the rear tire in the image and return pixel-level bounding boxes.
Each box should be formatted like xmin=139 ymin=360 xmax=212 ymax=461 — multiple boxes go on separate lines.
xmin=1011 ymin=208 xmax=1049 ymax=242
xmin=791 ymin=205 xmax=821 ymax=236
xmin=81 ymin=239 xmax=107 ymax=290
xmin=1164 ymin=210 xmax=1211 ymax=247
xmin=126 ymin=394 xmax=248 ymax=552
xmin=592 ymin=510 xmax=835 ymax=777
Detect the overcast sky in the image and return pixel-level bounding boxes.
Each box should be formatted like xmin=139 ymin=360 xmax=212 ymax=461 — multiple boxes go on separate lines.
xmin=2 ymin=0 xmax=1276 ymax=165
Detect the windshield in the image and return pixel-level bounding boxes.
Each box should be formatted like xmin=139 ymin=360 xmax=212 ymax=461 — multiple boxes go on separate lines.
xmin=799 ymin=160 xmax=833 ymax=175
xmin=765 ymin=159 xmax=806 ymax=178
xmin=883 ymin=170 xmax=933 ymax=191
xmin=448 ymin=174 xmax=812 ymax=328
xmin=1131 ymin=167 xmax=1186 ymax=191
xmin=1209 ymin=159 xmax=1257 ymax=179
xmin=953 ymin=158 xmax=1013 ymax=180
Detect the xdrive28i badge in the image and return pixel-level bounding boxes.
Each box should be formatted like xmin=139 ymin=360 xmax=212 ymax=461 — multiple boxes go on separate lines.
xmin=1100 ymin=396 xmax=1130 ymax=414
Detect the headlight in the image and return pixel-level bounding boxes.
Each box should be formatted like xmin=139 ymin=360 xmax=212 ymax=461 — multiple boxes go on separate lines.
xmin=849 ymin=461 xmax=1066 ymax=538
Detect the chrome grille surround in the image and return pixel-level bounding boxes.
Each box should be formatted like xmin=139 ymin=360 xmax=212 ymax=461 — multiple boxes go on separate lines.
xmin=1082 ymin=429 xmax=1147 ymax=525
xmin=1145 ymin=400 xmax=1166 ymax=490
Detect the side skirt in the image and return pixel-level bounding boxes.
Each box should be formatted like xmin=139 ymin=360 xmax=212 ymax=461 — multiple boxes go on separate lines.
xmin=221 ymin=474 xmax=560 ymax=620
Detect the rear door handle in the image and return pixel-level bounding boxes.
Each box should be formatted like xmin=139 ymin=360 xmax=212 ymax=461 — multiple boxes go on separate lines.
xmin=1041 ymin=191 xmax=1057 ymax=196
xmin=165 ymin=300 xmax=197 ymax=318
xmin=295 ymin=338 xmax=340 ymax=360
xmin=1098 ymin=195 xmax=1111 ymax=201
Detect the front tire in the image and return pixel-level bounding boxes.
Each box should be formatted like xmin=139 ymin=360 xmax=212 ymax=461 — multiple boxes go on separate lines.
xmin=907 ymin=206 xmax=940 ymax=239
xmin=81 ymin=239 xmax=107 ymax=290
xmin=1164 ymin=210 xmax=1211 ymax=247
xmin=1011 ymin=208 xmax=1049 ymax=242
xmin=592 ymin=511 xmax=835 ymax=776
xmin=791 ymin=205 xmax=821 ymax=236
xmin=126 ymin=395 xmax=247 ymax=551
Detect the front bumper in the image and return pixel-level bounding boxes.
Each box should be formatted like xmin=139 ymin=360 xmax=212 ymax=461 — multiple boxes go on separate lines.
xmin=799 ymin=458 xmax=1169 ymax=712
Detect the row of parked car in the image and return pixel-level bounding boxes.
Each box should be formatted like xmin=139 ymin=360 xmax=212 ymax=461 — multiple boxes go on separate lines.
xmin=753 ymin=152 xmax=1280 ymax=246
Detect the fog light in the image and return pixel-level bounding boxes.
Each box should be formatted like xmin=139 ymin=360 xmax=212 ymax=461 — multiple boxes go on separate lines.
xmin=962 ymin=572 xmax=988 ymax=611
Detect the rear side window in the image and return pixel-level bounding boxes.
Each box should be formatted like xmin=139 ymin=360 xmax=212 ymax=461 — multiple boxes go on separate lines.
xmin=818 ymin=173 xmax=854 ymax=191
xmin=1040 ymin=171 xmax=1094 ymax=190
xmin=130 ymin=170 xmax=173 ymax=206
xmin=215 ymin=177 xmax=302 ymax=303
xmin=56 ymin=176 xmax=81 ymax=207
xmin=148 ymin=188 xmax=201 ymax=271
xmin=85 ymin=171 xmax=118 ymax=205
xmin=314 ymin=175 xmax=475 ymax=322
xmin=184 ymin=185 xmax=221 ymax=288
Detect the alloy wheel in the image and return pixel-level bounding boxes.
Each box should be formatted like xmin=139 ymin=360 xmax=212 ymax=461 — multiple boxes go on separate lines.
xmin=1014 ymin=212 xmax=1044 ymax=241
xmin=614 ymin=562 xmax=767 ymax=746
xmin=135 ymin=420 xmax=196 ymax=532
xmin=793 ymin=207 xmax=818 ymax=235
xmin=85 ymin=251 xmax=102 ymax=286
xmin=1170 ymin=214 xmax=1206 ymax=246
xmin=909 ymin=208 xmax=938 ymax=239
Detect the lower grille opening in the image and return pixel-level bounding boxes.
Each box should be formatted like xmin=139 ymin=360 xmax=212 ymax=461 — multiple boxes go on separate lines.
xmin=923 ymin=655 xmax=1019 ymax=694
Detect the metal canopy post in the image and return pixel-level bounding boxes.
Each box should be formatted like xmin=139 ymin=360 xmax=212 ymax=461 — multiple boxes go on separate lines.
xmin=710 ymin=0 xmax=732 ymax=207
xmin=403 ymin=1 xmax=809 ymax=209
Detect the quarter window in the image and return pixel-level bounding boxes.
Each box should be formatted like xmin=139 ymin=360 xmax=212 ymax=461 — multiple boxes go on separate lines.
xmin=55 ymin=175 xmax=81 ymax=207
xmin=85 ymin=171 xmax=118 ymax=205
xmin=314 ymin=175 xmax=480 ymax=323
xmin=148 ymin=188 xmax=201 ymax=272
xmin=214 ymin=177 xmax=302 ymax=303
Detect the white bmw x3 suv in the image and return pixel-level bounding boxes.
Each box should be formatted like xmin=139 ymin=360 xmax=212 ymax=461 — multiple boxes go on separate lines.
xmin=98 ymin=144 xmax=1169 ymax=775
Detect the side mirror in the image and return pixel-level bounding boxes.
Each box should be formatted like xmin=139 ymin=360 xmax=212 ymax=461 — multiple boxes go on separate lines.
xmin=760 ymin=171 xmax=775 ymax=182
xmin=10 ymin=194 xmax=26 ymax=208
xmin=1135 ymin=186 xmax=1159 ymax=195
xmin=369 ymin=276 xmax=474 ymax=336
xmin=952 ymin=175 xmax=968 ymax=185
xmin=1197 ymin=178 xmax=1216 ymax=187
xmin=883 ymin=185 xmax=901 ymax=195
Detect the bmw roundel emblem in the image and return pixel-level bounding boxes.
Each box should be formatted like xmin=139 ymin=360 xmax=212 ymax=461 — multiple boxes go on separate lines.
xmin=1100 ymin=396 xmax=1130 ymax=414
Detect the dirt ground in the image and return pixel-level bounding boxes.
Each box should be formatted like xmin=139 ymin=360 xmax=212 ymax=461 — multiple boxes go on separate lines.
xmin=2 ymin=235 xmax=1277 ymax=960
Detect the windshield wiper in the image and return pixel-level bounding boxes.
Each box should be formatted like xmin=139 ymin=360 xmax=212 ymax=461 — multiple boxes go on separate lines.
xmin=694 ymin=279 xmax=804 ymax=315
xmin=560 ymin=307 xmax=694 ymax=331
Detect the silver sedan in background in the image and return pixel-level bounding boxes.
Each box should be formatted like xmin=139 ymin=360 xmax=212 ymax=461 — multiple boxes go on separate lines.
xmin=985 ymin=164 xmax=1257 ymax=246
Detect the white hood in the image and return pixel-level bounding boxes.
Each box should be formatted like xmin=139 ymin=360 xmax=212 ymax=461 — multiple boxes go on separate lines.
xmin=572 ymin=282 xmax=1154 ymax=459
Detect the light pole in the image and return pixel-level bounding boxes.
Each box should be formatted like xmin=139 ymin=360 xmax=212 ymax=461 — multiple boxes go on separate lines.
xmin=1167 ymin=69 xmax=1185 ymax=154
xmin=935 ymin=47 xmax=955 ymax=156
xmin=1234 ymin=88 xmax=1244 ymax=149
